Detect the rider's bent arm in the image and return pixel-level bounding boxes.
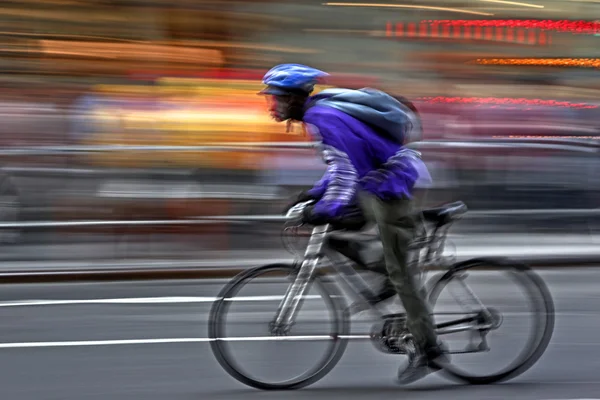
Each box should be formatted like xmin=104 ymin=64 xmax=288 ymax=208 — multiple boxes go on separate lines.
xmin=305 ymin=171 xmax=330 ymax=200
xmin=304 ymin=118 xmax=359 ymax=219
xmin=361 ymin=148 xmax=421 ymax=195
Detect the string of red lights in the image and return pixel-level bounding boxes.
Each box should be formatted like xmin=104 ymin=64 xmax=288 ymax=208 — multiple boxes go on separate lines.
xmin=385 ymin=21 xmax=550 ymax=45
xmin=421 ymin=20 xmax=600 ymax=35
xmin=472 ymin=58 xmax=600 ymax=68
xmin=416 ymin=96 xmax=598 ymax=109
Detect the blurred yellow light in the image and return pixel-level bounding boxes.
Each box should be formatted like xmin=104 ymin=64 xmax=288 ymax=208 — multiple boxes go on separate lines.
xmin=83 ymin=79 xmax=315 ymax=170
xmin=40 ymin=40 xmax=223 ymax=65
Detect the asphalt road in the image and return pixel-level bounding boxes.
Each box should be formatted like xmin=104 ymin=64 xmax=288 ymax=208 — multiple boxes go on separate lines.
xmin=1 ymin=269 xmax=600 ymax=400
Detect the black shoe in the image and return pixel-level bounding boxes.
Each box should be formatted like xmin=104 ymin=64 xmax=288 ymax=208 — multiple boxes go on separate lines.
xmin=396 ymin=341 xmax=450 ymax=385
xmin=426 ymin=343 xmax=451 ymax=370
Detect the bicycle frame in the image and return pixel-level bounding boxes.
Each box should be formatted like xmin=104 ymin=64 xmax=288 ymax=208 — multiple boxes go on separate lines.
xmin=271 ymin=203 xmax=495 ymax=338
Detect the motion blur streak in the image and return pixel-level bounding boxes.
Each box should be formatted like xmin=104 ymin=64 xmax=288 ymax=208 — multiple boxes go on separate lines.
xmin=479 ymin=0 xmax=545 ymax=8
xmin=0 ymin=1 xmax=598 ymax=398
xmin=323 ymin=3 xmax=495 ymax=16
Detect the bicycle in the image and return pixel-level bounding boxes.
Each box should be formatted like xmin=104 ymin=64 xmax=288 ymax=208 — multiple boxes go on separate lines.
xmin=208 ymin=199 xmax=555 ymax=390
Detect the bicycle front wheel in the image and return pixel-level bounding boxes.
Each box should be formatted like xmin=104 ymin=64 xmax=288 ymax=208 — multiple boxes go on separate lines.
xmin=208 ymin=263 xmax=350 ymax=390
xmin=428 ymin=257 xmax=555 ymax=385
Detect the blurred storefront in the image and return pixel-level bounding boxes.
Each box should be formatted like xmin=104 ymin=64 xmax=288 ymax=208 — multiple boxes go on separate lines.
xmin=0 ymin=0 xmax=596 ymax=230
xmin=0 ymin=2 xmax=597 ymax=83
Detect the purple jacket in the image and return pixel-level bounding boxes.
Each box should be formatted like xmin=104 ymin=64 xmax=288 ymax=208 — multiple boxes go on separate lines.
xmin=303 ymin=104 xmax=429 ymax=218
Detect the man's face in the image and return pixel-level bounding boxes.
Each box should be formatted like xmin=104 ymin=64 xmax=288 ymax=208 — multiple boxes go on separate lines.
xmin=266 ymin=95 xmax=291 ymax=122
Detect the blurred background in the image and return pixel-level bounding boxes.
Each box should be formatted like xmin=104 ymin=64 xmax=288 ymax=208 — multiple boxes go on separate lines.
xmin=1 ymin=4 xmax=599 ymax=398
xmin=0 ymin=0 xmax=598 ymax=262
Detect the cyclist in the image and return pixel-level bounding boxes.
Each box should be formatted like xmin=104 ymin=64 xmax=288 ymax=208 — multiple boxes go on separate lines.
xmin=259 ymin=63 xmax=448 ymax=384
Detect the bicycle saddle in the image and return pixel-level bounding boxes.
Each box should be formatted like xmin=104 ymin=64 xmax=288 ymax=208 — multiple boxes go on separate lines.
xmin=420 ymin=201 xmax=468 ymax=226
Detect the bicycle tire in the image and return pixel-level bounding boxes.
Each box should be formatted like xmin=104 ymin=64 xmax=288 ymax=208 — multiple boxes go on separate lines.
xmin=208 ymin=263 xmax=350 ymax=390
xmin=428 ymin=257 xmax=555 ymax=385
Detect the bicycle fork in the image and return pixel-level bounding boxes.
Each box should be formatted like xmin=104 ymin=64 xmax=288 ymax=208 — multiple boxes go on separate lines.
xmin=270 ymin=224 xmax=330 ymax=335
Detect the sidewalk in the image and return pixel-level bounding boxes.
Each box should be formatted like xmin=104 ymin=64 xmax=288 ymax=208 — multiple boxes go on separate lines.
xmin=0 ymin=234 xmax=597 ymax=283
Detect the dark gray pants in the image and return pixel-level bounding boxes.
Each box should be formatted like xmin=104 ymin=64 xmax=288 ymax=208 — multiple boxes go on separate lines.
xmin=358 ymin=191 xmax=438 ymax=350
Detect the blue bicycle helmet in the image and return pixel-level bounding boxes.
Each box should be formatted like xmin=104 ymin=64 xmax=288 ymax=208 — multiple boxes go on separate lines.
xmin=260 ymin=64 xmax=329 ymax=96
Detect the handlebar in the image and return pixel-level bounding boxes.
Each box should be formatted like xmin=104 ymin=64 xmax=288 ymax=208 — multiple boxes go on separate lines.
xmin=281 ymin=199 xmax=456 ymax=267
xmin=284 ymin=200 xmax=315 ymax=222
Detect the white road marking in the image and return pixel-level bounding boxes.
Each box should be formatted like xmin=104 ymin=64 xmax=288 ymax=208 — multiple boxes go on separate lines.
xmin=2 ymin=337 xmax=600 ymax=350
xmin=1 ymin=336 xmax=596 ymax=350
xmin=0 ymin=297 xmax=581 ymax=319
xmin=0 ymin=335 xmax=371 ymax=349
xmin=0 ymin=295 xmax=322 ymax=308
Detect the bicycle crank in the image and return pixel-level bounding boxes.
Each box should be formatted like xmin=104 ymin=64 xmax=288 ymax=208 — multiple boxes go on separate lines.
xmin=369 ymin=314 xmax=413 ymax=355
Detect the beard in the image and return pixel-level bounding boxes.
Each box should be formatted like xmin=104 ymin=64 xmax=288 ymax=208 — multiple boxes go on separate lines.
xmin=270 ymin=102 xmax=290 ymax=122
xmin=269 ymin=94 xmax=308 ymax=122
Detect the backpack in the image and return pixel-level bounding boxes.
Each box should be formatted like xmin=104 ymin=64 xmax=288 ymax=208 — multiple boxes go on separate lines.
xmin=305 ymin=87 xmax=417 ymax=145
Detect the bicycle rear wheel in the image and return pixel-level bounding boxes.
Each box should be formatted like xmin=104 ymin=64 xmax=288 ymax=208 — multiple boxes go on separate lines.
xmin=208 ymin=263 xmax=350 ymax=390
xmin=428 ymin=257 xmax=555 ymax=385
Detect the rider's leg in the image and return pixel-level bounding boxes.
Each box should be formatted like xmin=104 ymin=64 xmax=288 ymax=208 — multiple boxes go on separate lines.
xmin=358 ymin=192 xmax=447 ymax=383
xmin=359 ymin=192 xmax=437 ymax=347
